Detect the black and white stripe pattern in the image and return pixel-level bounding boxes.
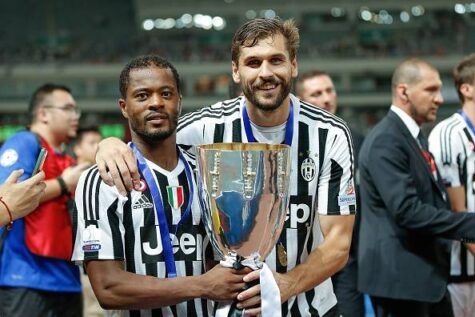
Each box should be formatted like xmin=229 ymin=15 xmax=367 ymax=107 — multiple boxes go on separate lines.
xmin=176 ymin=94 xmax=356 ymax=316
xmin=72 ymin=153 xmax=209 ymax=317
xmin=429 ymin=112 xmax=475 ymax=282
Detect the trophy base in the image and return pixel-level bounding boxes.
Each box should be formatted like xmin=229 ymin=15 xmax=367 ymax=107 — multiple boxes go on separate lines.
xmin=227 ymin=302 xmax=245 ymax=317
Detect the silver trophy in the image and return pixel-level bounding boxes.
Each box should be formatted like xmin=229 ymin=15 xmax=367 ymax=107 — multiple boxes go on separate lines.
xmin=196 ymin=143 xmax=291 ymax=317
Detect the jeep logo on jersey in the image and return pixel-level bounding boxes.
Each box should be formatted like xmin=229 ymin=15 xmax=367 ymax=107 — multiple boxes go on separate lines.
xmin=141 ymin=230 xmax=204 ymax=262
xmin=286 ymin=196 xmax=313 ymax=229
xmin=301 ymin=157 xmax=316 ymax=182
xmin=167 ymin=185 xmax=184 ymax=209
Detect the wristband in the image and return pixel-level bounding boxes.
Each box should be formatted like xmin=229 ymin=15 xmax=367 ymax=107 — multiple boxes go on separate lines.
xmin=0 ymin=197 xmax=13 ymax=230
xmin=57 ymin=176 xmax=69 ymax=195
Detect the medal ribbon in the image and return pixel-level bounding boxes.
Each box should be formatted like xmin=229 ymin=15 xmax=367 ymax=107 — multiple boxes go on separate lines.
xmin=131 ymin=143 xmax=194 ymax=278
xmin=242 ymin=101 xmax=294 ymax=146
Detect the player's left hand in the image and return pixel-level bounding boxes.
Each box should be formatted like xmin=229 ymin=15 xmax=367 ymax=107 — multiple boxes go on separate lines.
xmin=237 ymin=270 xmax=261 ymax=316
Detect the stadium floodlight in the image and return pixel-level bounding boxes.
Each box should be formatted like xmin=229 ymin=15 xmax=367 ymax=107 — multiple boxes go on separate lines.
xmin=411 ymin=5 xmax=425 ymax=16
xmin=400 ymin=11 xmax=410 ymax=23
xmin=331 ymin=7 xmax=345 ymax=17
xmin=264 ymin=9 xmax=276 ymax=19
xmin=454 ymin=3 xmax=466 ymax=14
xmin=163 ymin=18 xmax=176 ymax=29
xmin=246 ymin=10 xmax=257 ymax=19
xmin=212 ymin=17 xmax=226 ymax=31
xmin=181 ymin=14 xmax=193 ymax=25
xmin=202 ymin=15 xmax=213 ymax=30
xmin=360 ymin=9 xmax=372 ymax=21
xmin=142 ymin=19 xmax=154 ymax=31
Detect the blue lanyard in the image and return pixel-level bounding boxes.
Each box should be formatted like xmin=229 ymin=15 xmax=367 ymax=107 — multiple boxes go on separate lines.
xmin=459 ymin=110 xmax=475 ymax=137
xmin=130 ymin=143 xmax=194 ymax=278
xmin=242 ymin=101 xmax=294 ymax=146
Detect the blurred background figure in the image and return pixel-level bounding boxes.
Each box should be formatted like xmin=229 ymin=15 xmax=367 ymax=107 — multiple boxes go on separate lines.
xmin=429 ymin=53 xmax=475 ymax=317
xmin=73 ymin=126 xmax=102 ymax=165
xmin=0 ymin=170 xmax=45 ymax=227
xmin=296 ymin=70 xmax=365 ymax=317
xmin=0 ymin=83 xmax=87 ymax=317
xmin=296 ymin=70 xmax=338 ymax=114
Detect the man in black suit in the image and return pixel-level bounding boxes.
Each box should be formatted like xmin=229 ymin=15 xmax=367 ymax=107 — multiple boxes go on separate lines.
xmin=358 ymin=58 xmax=475 ymax=317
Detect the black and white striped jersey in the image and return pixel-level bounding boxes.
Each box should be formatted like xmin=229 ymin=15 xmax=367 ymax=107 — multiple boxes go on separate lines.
xmin=177 ymin=94 xmax=356 ymax=316
xmin=72 ymin=154 xmax=212 ymax=317
xmin=429 ymin=112 xmax=475 ymax=282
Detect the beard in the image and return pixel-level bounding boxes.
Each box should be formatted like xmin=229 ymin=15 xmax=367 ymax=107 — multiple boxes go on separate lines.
xmin=241 ymin=77 xmax=291 ymax=112
xmin=130 ymin=114 xmax=178 ymax=144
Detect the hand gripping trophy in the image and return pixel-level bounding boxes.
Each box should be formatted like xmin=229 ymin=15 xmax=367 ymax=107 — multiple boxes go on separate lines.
xmin=196 ymin=143 xmax=291 ymax=317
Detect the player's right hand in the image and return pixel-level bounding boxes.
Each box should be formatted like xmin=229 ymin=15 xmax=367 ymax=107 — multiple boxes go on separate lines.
xmin=200 ymin=264 xmax=250 ymax=301
xmin=96 ymin=137 xmax=140 ymax=196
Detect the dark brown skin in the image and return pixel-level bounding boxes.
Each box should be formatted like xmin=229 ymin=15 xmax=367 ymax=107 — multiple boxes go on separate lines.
xmin=86 ymin=260 xmax=251 ymax=310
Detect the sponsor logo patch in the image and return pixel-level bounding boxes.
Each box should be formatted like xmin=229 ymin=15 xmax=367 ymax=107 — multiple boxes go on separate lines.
xmin=0 ymin=149 xmax=18 ymax=167
xmin=82 ymin=226 xmax=102 ymax=253
xmin=339 ymin=182 xmax=356 ymax=206
xmin=83 ymin=244 xmax=101 ymax=252
xmin=338 ymin=194 xmax=356 ymax=206
xmin=133 ymin=194 xmax=154 ymax=209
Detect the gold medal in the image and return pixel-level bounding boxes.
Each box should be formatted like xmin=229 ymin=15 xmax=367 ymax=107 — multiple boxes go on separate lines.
xmin=277 ymin=243 xmax=288 ymax=266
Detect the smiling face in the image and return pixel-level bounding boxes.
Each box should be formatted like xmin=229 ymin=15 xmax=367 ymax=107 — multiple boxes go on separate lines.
xmin=232 ymin=33 xmax=298 ymax=112
xmin=119 ymin=66 xmax=182 ymax=144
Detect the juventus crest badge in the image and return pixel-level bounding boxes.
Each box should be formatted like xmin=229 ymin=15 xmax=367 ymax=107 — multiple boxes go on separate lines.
xmin=301 ymin=157 xmax=316 ymax=182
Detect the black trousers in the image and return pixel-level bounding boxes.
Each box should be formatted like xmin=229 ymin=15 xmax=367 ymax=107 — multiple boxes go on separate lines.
xmin=371 ymin=291 xmax=454 ymax=317
xmin=333 ymin=254 xmax=365 ymax=317
xmin=0 ymin=286 xmax=82 ymax=317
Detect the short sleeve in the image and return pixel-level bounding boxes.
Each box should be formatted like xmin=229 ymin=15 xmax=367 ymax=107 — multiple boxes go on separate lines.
xmin=317 ymin=125 xmax=356 ymax=215
xmin=72 ymin=166 xmax=127 ymax=263
xmin=429 ymin=123 xmax=464 ymax=188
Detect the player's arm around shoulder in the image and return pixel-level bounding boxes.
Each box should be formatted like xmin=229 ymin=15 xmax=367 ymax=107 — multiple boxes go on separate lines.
xmin=94 ymin=137 xmax=141 ymax=196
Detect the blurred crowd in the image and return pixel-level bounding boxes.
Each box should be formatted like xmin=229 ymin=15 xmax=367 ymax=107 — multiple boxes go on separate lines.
xmin=0 ymin=10 xmax=472 ymax=65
